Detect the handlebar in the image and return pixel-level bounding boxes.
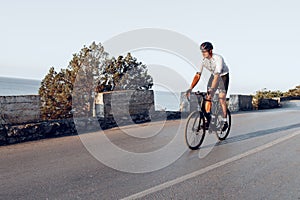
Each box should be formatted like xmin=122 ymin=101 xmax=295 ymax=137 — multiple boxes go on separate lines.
xmin=185 ymin=91 xmax=209 ymax=102
xmin=194 ymin=91 xmax=207 ymax=97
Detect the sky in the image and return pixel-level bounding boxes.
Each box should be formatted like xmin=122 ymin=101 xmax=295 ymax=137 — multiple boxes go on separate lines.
xmin=0 ymin=0 xmax=300 ymax=94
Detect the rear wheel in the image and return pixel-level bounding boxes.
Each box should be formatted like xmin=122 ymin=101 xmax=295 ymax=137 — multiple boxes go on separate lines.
xmin=185 ymin=111 xmax=206 ymax=150
xmin=215 ymin=109 xmax=231 ymax=140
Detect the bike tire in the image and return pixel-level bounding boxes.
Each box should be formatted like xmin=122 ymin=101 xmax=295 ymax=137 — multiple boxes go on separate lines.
xmin=185 ymin=111 xmax=206 ymax=150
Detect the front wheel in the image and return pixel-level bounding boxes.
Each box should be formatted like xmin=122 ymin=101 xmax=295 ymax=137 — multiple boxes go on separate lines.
xmin=185 ymin=111 xmax=206 ymax=150
xmin=215 ymin=109 xmax=231 ymax=140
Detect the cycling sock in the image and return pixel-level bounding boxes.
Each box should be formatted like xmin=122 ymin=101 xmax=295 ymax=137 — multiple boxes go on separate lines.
xmin=222 ymin=118 xmax=227 ymax=122
xmin=205 ymin=112 xmax=211 ymax=120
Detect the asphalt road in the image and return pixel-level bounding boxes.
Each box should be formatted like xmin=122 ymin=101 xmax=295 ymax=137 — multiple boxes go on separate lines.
xmin=1 ymin=101 xmax=300 ymax=200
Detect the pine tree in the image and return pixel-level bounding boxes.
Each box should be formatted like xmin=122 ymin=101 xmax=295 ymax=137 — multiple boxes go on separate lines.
xmin=39 ymin=42 xmax=109 ymax=119
xmin=39 ymin=42 xmax=153 ymax=120
xmin=96 ymin=53 xmax=153 ymax=92
xmin=39 ymin=67 xmax=57 ymax=120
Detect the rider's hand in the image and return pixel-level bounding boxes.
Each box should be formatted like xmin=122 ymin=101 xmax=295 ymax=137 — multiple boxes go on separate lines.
xmin=207 ymin=88 xmax=215 ymax=100
xmin=207 ymin=93 xmax=212 ymax=100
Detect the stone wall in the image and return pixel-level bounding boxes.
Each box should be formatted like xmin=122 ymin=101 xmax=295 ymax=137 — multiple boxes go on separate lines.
xmin=94 ymin=90 xmax=155 ymax=124
xmin=278 ymin=96 xmax=300 ymax=102
xmin=0 ymin=91 xmax=293 ymax=146
xmin=180 ymin=93 xmax=254 ymax=113
xmin=0 ymin=95 xmax=40 ymax=125
xmin=0 ymin=90 xmax=158 ymax=145
xmin=258 ymin=98 xmax=279 ymax=109
xmin=229 ymin=95 xmax=253 ymax=112
xmin=0 ymin=110 xmax=184 ymax=145
xmin=0 ymin=117 xmax=102 ymax=145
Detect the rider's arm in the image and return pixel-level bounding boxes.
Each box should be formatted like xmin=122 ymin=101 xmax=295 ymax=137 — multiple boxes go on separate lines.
xmin=189 ymin=72 xmax=201 ymax=90
xmin=210 ymin=74 xmax=219 ymax=91
xmin=189 ymin=62 xmax=204 ymax=90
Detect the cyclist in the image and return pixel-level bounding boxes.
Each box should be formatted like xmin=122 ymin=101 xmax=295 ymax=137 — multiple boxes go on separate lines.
xmin=186 ymin=42 xmax=230 ymax=131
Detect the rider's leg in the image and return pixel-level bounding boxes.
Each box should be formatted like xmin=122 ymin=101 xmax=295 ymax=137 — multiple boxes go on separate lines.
xmin=219 ymin=92 xmax=227 ymax=118
xmin=204 ymin=95 xmax=212 ymax=129
xmin=205 ymin=74 xmax=214 ymax=114
xmin=219 ymin=74 xmax=229 ymax=131
xmin=205 ymin=97 xmax=212 ymax=113
xmin=219 ymin=92 xmax=228 ymax=132
xmin=219 ymin=73 xmax=229 ymax=119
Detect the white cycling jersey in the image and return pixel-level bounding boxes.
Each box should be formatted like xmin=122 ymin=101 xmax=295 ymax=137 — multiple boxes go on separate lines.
xmin=199 ymin=53 xmax=229 ymax=76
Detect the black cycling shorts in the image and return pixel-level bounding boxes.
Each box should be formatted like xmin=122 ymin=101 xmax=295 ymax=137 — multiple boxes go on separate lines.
xmin=207 ymin=73 xmax=229 ymax=94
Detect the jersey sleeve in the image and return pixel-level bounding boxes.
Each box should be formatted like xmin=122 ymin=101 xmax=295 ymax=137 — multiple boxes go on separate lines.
xmin=198 ymin=60 xmax=204 ymax=74
xmin=214 ymin=56 xmax=223 ymax=75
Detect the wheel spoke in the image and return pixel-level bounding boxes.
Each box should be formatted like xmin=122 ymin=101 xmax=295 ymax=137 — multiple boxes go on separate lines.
xmin=191 ymin=135 xmax=196 ymax=146
xmin=188 ymin=132 xmax=194 ymax=144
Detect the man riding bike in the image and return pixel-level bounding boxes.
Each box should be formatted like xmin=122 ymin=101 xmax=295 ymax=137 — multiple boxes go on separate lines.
xmin=186 ymin=42 xmax=230 ymax=131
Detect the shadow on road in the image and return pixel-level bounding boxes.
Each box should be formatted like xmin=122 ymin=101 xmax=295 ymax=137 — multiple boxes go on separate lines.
xmin=201 ymin=123 xmax=300 ymax=149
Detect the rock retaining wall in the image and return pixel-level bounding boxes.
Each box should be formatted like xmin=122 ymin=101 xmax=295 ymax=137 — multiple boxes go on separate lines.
xmin=0 ymin=95 xmax=40 ymax=124
xmin=1 ymin=91 xmax=294 ymax=146
xmin=258 ymin=98 xmax=280 ymax=109
xmin=180 ymin=93 xmax=254 ymax=113
xmin=0 ymin=91 xmax=184 ymax=145
xmin=278 ymin=96 xmax=300 ymax=102
xmin=229 ymin=95 xmax=253 ymax=112
xmin=94 ymin=90 xmax=155 ymax=123
xmin=0 ymin=111 xmax=183 ymax=145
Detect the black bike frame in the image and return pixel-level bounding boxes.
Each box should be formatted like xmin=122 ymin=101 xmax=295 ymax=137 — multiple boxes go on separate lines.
xmin=195 ymin=92 xmax=223 ymax=132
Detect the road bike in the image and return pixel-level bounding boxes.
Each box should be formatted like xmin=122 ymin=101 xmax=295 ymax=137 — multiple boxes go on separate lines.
xmin=184 ymin=91 xmax=231 ymax=150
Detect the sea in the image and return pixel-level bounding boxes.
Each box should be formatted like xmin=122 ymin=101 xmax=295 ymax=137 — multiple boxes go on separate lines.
xmin=0 ymin=77 xmax=181 ymax=111
xmin=0 ymin=77 xmax=41 ymax=96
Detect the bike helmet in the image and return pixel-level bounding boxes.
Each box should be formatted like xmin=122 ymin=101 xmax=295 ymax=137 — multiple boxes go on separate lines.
xmin=200 ymin=42 xmax=213 ymax=51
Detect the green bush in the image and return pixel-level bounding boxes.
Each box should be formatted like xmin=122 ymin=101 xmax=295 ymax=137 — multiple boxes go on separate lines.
xmin=283 ymin=85 xmax=300 ymax=97
xmin=252 ymin=86 xmax=300 ymax=109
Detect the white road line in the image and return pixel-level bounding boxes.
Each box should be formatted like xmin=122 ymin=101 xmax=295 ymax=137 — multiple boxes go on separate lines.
xmin=121 ymin=130 xmax=300 ymax=200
